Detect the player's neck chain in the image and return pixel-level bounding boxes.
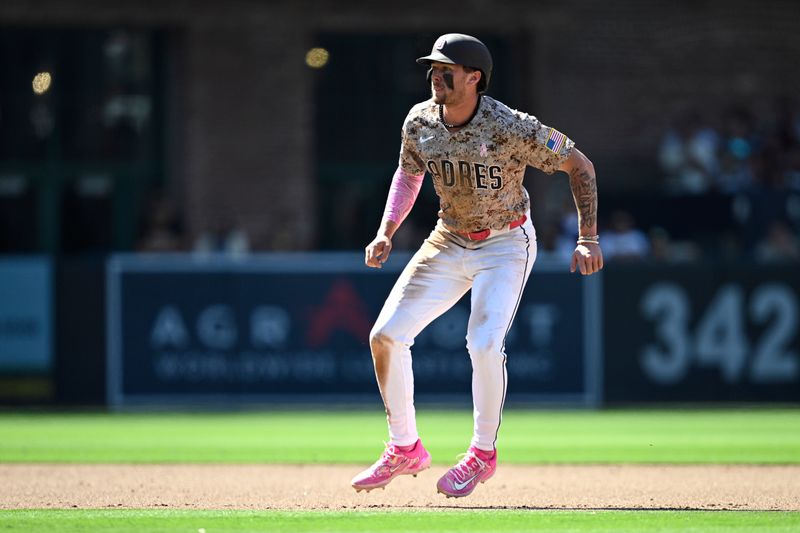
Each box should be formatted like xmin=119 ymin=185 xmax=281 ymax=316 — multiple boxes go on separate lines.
xmin=439 ymin=97 xmax=481 ymax=129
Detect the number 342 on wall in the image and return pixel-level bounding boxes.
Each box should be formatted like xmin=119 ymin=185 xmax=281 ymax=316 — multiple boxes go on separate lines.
xmin=640 ymin=283 xmax=799 ymax=385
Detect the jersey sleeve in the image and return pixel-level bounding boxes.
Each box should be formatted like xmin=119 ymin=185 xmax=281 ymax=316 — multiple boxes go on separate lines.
xmin=515 ymin=112 xmax=575 ymax=174
xmin=398 ymin=115 xmax=426 ymax=176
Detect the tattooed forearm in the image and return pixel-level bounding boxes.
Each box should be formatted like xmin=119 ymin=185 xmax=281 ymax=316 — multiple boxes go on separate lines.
xmin=569 ymin=167 xmax=597 ymax=230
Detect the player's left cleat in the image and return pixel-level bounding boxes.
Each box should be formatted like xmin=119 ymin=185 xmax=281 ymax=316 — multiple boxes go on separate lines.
xmin=436 ymin=446 xmax=496 ymax=498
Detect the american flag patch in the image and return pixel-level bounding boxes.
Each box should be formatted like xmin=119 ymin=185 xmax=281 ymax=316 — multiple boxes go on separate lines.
xmin=545 ymin=129 xmax=567 ymax=154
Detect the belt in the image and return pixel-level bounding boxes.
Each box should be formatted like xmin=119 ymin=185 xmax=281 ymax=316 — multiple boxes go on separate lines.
xmin=457 ymin=214 xmax=527 ymax=241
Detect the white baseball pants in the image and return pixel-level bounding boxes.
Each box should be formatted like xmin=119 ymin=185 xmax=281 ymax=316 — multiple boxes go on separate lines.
xmin=369 ymin=216 xmax=536 ymax=451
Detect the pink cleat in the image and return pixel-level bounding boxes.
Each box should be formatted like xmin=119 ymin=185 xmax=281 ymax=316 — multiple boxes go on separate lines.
xmin=436 ymin=446 xmax=496 ymax=498
xmin=351 ymin=439 xmax=432 ymax=492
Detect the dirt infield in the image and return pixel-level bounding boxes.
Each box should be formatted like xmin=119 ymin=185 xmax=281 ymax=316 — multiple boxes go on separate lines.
xmin=2 ymin=464 xmax=799 ymax=510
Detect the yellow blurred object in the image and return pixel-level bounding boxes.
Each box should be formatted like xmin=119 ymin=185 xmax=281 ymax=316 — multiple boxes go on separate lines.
xmin=32 ymin=72 xmax=52 ymax=95
xmin=305 ymin=47 xmax=329 ymax=69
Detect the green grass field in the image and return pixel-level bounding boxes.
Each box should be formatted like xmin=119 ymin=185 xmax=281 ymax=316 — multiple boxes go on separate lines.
xmin=1 ymin=408 xmax=798 ymax=464
xmin=1 ymin=509 xmax=799 ymax=533
xmin=1 ymin=408 xmax=799 ymax=532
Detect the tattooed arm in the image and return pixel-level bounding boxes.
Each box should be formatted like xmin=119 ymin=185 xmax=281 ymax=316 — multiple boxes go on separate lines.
xmin=559 ymin=149 xmax=604 ymax=275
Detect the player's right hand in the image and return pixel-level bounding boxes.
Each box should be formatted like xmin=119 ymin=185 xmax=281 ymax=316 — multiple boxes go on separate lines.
xmin=365 ymin=236 xmax=393 ymax=268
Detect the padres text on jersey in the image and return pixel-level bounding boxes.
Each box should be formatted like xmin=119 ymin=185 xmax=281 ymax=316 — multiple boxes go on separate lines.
xmin=399 ymin=96 xmax=574 ymax=233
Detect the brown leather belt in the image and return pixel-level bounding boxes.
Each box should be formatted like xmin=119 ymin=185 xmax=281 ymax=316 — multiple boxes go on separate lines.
xmin=457 ymin=214 xmax=527 ymax=241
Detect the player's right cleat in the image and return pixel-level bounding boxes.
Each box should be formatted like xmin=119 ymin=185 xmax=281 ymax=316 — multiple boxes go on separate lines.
xmin=436 ymin=446 xmax=497 ymax=498
xmin=351 ymin=439 xmax=431 ymax=492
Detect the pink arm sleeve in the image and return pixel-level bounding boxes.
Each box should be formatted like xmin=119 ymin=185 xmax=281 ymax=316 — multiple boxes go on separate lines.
xmin=382 ymin=166 xmax=425 ymax=226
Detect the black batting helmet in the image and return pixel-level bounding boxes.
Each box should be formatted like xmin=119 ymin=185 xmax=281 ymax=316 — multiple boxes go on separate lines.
xmin=417 ymin=33 xmax=493 ymax=93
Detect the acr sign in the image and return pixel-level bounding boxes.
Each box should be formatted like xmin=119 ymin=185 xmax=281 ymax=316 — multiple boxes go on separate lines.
xmin=106 ymin=253 xmax=601 ymax=407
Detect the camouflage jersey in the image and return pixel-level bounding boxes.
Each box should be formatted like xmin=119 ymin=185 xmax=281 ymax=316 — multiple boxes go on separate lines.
xmin=399 ymin=96 xmax=574 ymax=233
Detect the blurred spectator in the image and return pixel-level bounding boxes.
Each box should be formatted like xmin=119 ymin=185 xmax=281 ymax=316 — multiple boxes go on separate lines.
xmin=535 ymin=220 xmax=574 ymax=263
xmin=771 ymin=95 xmax=800 ymax=151
xmin=784 ymin=146 xmax=800 ymax=191
xmin=648 ymin=226 xmax=701 ymax=263
xmin=658 ymin=111 xmax=720 ymax=195
xmin=554 ymin=196 xmax=579 ymax=242
xmin=602 ymin=210 xmax=650 ymax=261
xmin=715 ymin=106 xmax=758 ymax=193
xmin=194 ymin=216 xmax=250 ymax=257
xmin=544 ymin=197 xmax=585 ymax=261
xmin=754 ymin=220 xmax=800 ymax=263
xmin=137 ymin=190 xmax=184 ymax=252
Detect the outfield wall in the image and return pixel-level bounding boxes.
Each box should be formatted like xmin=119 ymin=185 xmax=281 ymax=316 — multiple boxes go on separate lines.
xmin=1 ymin=254 xmax=798 ymax=406
xmin=104 ymin=253 xmax=799 ymax=407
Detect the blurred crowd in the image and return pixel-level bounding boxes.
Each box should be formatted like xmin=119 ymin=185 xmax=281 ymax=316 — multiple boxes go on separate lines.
xmin=137 ymin=189 xmax=250 ymax=257
xmin=658 ymin=98 xmax=800 ymax=196
xmin=657 ymin=97 xmax=800 ymax=262
xmin=539 ymin=97 xmax=800 ymax=265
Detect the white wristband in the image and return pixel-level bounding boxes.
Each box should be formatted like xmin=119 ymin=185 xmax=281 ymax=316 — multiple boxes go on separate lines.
xmin=577 ymin=235 xmax=599 ymax=245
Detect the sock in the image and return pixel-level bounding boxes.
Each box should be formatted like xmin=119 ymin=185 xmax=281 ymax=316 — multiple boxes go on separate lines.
xmin=395 ymin=440 xmax=417 ymax=453
xmin=472 ymin=447 xmax=495 ymax=461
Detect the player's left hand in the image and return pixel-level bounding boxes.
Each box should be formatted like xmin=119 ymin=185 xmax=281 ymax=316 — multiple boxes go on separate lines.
xmin=570 ymin=242 xmax=604 ymax=275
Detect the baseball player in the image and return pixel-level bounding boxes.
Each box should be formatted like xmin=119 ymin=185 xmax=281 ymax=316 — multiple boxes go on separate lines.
xmin=351 ymin=33 xmax=603 ymax=498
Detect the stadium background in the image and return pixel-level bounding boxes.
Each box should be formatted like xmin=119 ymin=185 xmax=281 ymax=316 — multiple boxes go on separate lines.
xmin=1 ymin=2 xmax=799 ymax=531
xmin=1 ymin=1 xmax=799 ymax=406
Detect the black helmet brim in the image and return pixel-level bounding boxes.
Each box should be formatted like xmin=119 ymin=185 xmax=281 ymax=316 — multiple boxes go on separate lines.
xmin=416 ymin=52 xmax=456 ymax=65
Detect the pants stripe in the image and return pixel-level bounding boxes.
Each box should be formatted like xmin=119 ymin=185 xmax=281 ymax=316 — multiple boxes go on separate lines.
xmin=492 ymin=225 xmax=532 ymax=449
